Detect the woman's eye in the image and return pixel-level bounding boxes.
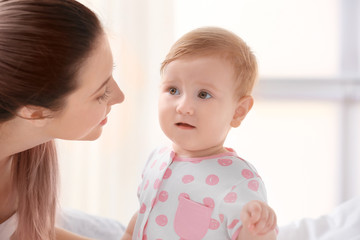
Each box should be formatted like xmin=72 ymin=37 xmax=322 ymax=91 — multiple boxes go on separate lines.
xmin=169 ymin=87 xmax=179 ymax=95
xmin=97 ymin=87 xmax=111 ymax=103
xmin=198 ymin=91 xmax=211 ymax=99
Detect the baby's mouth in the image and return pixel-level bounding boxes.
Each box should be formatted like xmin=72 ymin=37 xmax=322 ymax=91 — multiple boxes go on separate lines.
xmin=175 ymin=122 xmax=195 ymax=128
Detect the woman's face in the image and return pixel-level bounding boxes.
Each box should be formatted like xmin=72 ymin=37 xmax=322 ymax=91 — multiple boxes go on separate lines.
xmin=46 ymin=34 xmax=124 ymax=141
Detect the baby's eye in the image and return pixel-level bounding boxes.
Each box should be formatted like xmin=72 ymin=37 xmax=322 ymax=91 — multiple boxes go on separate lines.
xmin=198 ymin=91 xmax=212 ymax=99
xmin=169 ymin=87 xmax=179 ymax=95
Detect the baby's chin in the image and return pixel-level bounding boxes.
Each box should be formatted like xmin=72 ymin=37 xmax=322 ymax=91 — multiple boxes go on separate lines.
xmin=172 ymin=143 xmax=225 ymax=158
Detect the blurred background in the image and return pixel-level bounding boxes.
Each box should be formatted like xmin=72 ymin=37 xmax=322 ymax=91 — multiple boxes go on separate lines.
xmin=57 ymin=0 xmax=360 ymax=226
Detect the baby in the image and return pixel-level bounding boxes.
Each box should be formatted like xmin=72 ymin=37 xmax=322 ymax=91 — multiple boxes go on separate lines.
xmin=123 ymin=26 xmax=277 ymax=240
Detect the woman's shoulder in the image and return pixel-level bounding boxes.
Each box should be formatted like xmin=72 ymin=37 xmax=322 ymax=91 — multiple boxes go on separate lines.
xmin=56 ymin=227 xmax=92 ymax=240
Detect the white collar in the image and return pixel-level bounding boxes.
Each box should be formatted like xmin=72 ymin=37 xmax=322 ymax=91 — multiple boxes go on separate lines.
xmin=0 ymin=213 xmax=17 ymax=240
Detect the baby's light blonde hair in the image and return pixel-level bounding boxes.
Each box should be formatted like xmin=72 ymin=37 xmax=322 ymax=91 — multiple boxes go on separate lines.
xmin=161 ymin=27 xmax=258 ymax=98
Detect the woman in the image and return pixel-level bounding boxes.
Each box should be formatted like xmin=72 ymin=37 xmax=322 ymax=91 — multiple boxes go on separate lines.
xmin=0 ymin=0 xmax=124 ymax=239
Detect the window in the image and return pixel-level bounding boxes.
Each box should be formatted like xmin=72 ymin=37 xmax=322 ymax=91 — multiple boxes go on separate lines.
xmin=59 ymin=0 xmax=360 ymax=226
xmin=174 ymin=0 xmax=360 ymax=224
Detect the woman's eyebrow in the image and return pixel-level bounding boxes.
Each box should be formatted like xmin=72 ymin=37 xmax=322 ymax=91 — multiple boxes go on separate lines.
xmin=90 ymin=76 xmax=111 ymax=97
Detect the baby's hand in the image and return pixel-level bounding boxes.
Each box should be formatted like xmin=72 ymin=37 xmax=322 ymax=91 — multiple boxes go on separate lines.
xmin=240 ymin=200 xmax=277 ymax=235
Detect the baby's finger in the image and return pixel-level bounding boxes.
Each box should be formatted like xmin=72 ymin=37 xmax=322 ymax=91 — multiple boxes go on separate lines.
xmin=240 ymin=202 xmax=262 ymax=232
xmin=251 ymin=205 xmax=270 ymax=234
xmin=247 ymin=201 xmax=262 ymax=223
xmin=241 ymin=201 xmax=260 ymax=223
xmin=258 ymin=209 xmax=277 ymax=235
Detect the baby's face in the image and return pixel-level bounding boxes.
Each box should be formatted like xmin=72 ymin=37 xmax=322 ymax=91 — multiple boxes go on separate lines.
xmin=158 ymin=55 xmax=240 ymax=157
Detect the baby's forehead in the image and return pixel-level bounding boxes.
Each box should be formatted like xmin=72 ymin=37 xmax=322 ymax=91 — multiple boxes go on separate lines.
xmin=162 ymin=57 xmax=239 ymax=86
xmin=179 ymin=51 xmax=231 ymax=61
xmin=166 ymin=53 xmax=235 ymax=71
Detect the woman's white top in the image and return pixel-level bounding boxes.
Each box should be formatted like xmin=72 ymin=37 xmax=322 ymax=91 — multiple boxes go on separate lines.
xmin=278 ymin=196 xmax=360 ymax=240
xmin=0 ymin=213 xmax=17 ymax=240
xmin=0 ymin=209 xmax=125 ymax=240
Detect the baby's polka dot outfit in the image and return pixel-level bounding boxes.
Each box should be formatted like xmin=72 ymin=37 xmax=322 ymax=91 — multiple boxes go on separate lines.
xmin=133 ymin=146 xmax=268 ymax=240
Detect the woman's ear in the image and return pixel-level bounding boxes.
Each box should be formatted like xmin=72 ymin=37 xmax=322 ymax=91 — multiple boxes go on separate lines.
xmin=17 ymin=105 xmax=52 ymax=127
xmin=230 ymin=95 xmax=254 ymax=128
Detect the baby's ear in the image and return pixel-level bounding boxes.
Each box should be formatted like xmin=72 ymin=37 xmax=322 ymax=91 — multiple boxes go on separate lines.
xmin=17 ymin=105 xmax=53 ymax=127
xmin=230 ymin=96 xmax=254 ymax=128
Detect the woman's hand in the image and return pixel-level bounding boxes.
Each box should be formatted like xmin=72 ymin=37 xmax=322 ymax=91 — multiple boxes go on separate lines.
xmin=56 ymin=227 xmax=93 ymax=240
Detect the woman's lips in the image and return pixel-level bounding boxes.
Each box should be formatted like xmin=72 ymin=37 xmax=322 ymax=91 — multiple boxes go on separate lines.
xmin=100 ymin=117 xmax=108 ymax=126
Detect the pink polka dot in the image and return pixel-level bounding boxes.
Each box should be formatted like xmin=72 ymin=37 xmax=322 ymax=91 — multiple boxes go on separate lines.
xmin=231 ymin=227 xmax=242 ymax=240
xmin=219 ymin=214 xmax=224 ymax=223
xmin=218 ymin=158 xmax=233 ymax=166
xmin=203 ymin=197 xmax=215 ymax=208
xmin=158 ymin=191 xmax=168 ymax=202
xmin=163 ymin=168 xmax=172 ymax=179
xmin=155 ymin=215 xmax=168 ymax=226
xmin=178 ymin=193 xmax=190 ymax=200
xmin=182 ymin=175 xmax=194 ymax=184
xmin=150 ymin=159 xmax=157 ymax=168
xmin=224 ymin=192 xmax=237 ymax=203
xmin=206 ymin=174 xmax=219 ymax=185
xmin=248 ymin=180 xmax=259 ymax=191
xmin=159 ymin=162 xmax=167 ymax=171
xmin=228 ymin=219 xmax=239 ymax=229
xmin=144 ymin=180 xmax=149 ymax=190
xmin=154 ymin=179 xmax=161 ymax=189
xmin=139 ymin=203 xmax=146 ymax=214
xmin=242 ymin=169 xmax=254 ymax=179
xmin=209 ymin=218 xmax=220 ymax=230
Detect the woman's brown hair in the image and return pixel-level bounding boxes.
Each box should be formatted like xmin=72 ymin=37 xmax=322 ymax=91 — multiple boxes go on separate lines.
xmin=0 ymin=0 xmax=102 ymax=239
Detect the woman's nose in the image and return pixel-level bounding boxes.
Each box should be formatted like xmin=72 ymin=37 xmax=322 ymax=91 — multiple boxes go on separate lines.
xmin=110 ymin=80 xmax=125 ymax=105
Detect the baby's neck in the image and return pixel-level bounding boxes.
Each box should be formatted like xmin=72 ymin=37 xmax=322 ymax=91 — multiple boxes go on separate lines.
xmin=172 ymin=144 xmax=227 ymax=158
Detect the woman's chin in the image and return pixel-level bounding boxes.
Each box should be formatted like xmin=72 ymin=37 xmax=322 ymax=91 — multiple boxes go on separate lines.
xmin=78 ymin=129 xmax=103 ymax=141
